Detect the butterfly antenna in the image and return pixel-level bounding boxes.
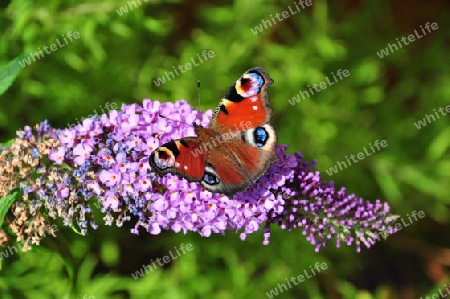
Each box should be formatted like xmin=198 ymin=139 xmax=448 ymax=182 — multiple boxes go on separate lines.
xmin=158 ymin=114 xmax=190 ymax=127
xmin=197 ymin=80 xmax=201 ymax=110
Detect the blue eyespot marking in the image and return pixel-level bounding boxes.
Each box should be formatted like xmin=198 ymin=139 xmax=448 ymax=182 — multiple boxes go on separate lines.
xmin=248 ymin=72 xmax=264 ymax=87
xmin=203 ymin=172 xmax=220 ymax=185
xmin=245 ymin=72 xmax=264 ymax=96
xmin=254 ymin=127 xmax=269 ymax=147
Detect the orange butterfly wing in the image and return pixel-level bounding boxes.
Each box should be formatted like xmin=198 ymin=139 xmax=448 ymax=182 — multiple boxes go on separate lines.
xmin=149 ymin=138 xmax=205 ymax=182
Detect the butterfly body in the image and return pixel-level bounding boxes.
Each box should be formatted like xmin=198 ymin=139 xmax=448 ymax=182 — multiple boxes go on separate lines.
xmin=150 ymin=67 xmax=277 ymax=196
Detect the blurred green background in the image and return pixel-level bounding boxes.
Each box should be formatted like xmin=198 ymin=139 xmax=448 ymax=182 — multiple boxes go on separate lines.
xmin=1 ymin=0 xmax=449 ymax=298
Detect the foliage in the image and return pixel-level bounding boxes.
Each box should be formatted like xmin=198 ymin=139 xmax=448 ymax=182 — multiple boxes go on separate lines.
xmin=0 ymin=0 xmax=449 ymax=298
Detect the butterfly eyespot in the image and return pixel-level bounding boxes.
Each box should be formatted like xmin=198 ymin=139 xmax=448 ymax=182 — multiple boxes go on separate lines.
xmin=236 ymin=73 xmax=265 ymax=98
xmin=239 ymin=77 xmax=250 ymax=89
xmin=151 ymin=148 xmax=176 ymax=170
xmin=203 ymin=164 xmax=220 ymax=186
xmin=242 ymin=125 xmax=272 ymax=148
xmin=203 ymin=172 xmax=220 ymax=185
xmin=254 ymin=127 xmax=269 ymax=147
xmin=158 ymin=150 xmax=169 ymax=159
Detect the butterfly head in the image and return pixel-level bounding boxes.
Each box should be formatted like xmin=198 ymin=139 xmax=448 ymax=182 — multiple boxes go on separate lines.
xmin=192 ymin=121 xmax=206 ymax=135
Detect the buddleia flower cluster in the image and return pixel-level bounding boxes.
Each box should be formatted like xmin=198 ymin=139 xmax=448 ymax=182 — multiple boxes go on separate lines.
xmin=0 ymin=121 xmax=60 ymax=250
xmin=0 ymin=99 xmax=398 ymax=252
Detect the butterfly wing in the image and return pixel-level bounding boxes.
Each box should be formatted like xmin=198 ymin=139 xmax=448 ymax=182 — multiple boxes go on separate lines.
xmin=200 ymin=124 xmax=277 ymax=196
xmin=209 ymin=67 xmax=274 ymax=133
xmin=194 ymin=67 xmax=277 ymax=195
xmin=149 ymin=137 xmax=206 ymax=182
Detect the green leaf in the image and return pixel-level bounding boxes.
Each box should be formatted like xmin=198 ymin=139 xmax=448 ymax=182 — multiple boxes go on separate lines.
xmin=0 ymin=53 xmax=28 ymax=97
xmin=1 ymin=139 xmax=14 ymax=147
xmin=0 ymin=139 xmax=14 ymax=154
xmin=69 ymin=224 xmax=85 ymax=236
xmin=0 ymin=192 xmax=18 ymax=228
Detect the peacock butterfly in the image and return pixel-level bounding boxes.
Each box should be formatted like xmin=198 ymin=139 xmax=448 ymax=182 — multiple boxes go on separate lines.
xmin=149 ymin=67 xmax=277 ymax=196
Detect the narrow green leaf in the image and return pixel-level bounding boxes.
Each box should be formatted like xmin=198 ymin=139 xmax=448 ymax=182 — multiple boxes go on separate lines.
xmin=0 ymin=53 xmax=29 ymax=97
xmin=0 ymin=192 xmax=18 ymax=228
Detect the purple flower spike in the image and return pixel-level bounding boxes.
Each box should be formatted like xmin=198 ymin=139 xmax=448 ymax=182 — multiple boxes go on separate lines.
xmin=1 ymin=99 xmax=398 ymax=252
